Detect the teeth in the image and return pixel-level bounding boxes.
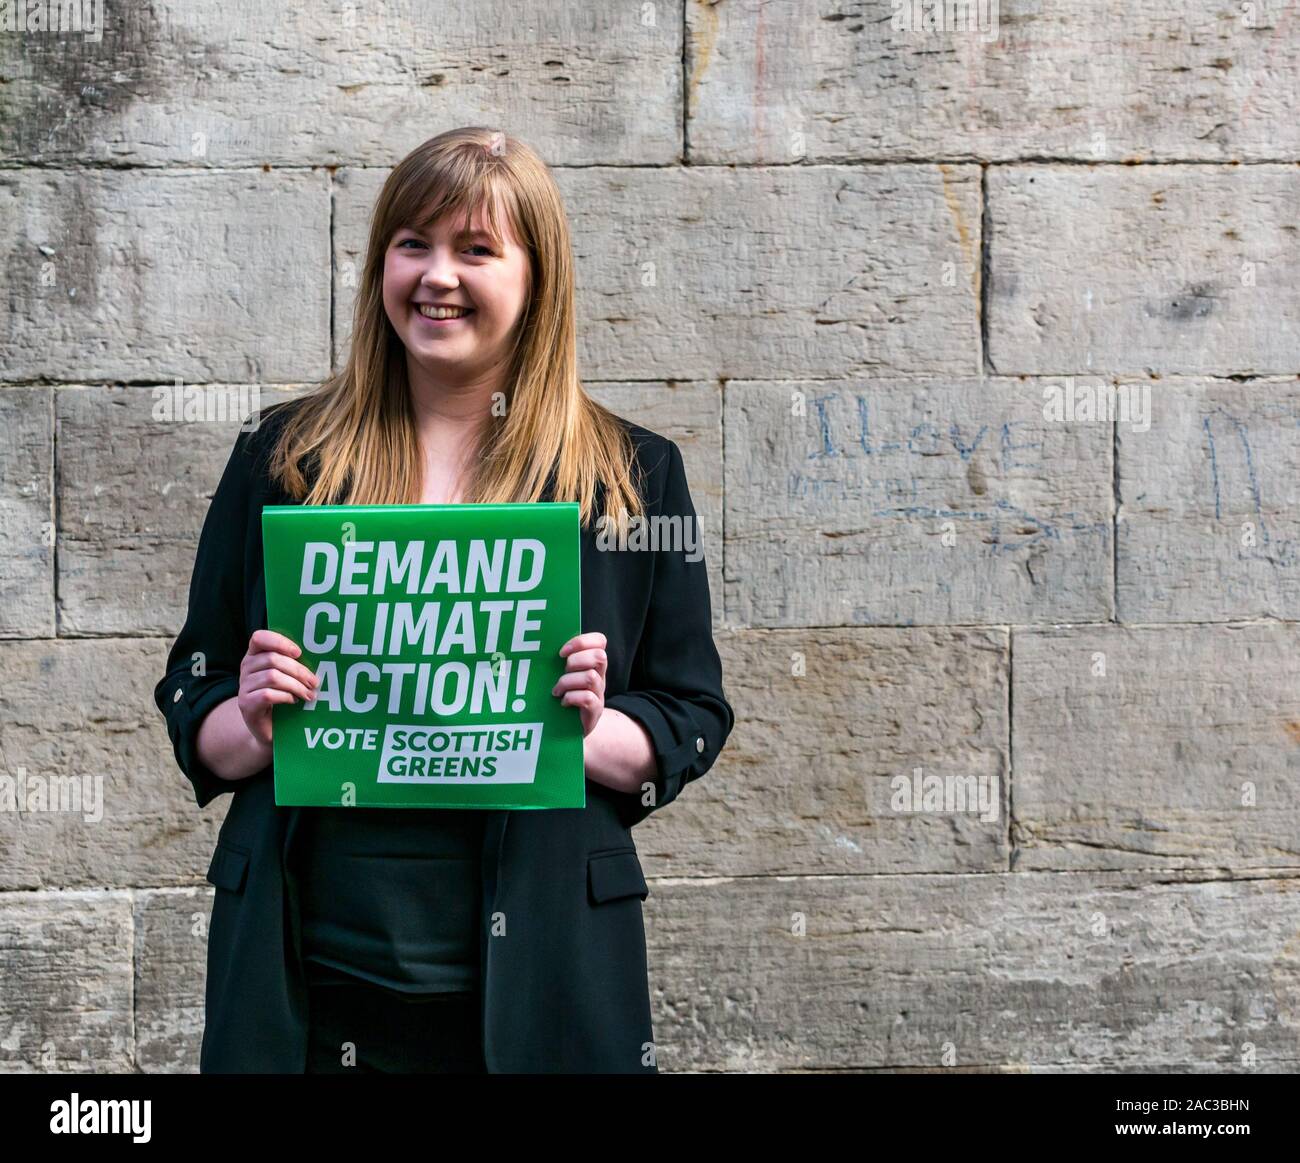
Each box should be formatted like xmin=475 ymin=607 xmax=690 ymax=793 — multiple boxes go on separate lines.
xmin=417 ymin=305 xmax=472 ymax=319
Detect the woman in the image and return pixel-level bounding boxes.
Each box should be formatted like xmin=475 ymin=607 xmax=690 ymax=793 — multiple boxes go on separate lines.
xmin=153 ymin=127 xmax=734 ymax=1073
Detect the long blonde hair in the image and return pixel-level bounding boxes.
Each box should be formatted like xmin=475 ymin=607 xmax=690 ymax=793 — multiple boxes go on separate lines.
xmin=267 ymin=127 xmax=644 ymax=532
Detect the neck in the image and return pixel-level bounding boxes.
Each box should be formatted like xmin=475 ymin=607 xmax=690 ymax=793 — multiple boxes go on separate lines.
xmin=405 ymin=361 xmax=501 ymax=452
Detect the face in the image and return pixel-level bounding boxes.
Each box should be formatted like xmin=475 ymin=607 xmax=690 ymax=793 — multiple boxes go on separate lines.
xmin=382 ymin=201 xmax=531 ymax=384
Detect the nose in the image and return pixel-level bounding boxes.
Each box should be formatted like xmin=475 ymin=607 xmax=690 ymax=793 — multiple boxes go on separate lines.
xmin=418 ymin=245 xmax=460 ymax=290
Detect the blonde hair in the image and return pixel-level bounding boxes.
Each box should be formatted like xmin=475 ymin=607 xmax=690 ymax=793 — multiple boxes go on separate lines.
xmin=267 ymin=127 xmax=644 ymax=532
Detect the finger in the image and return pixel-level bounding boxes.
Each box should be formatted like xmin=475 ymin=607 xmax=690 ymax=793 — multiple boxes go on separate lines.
xmin=248 ymin=688 xmax=298 ymax=709
xmin=553 ymin=668 xmax=603 ymax=691
xmin=561 ymin=690 xmax=602 ymax=711
xmin=249 ymin=629 xmax=302 ymax=658
xmin=561 ymin=647 xmax=607 ymax=674
xmin=559 ymin=632 xmax=606 ymax=657
xmin=245 ymin=650 xmax=320 ymax=689
xmin=552 ymin=670 xmax=604 ymax=698
xmin=248 ymin=668 xmax=316 ymax=704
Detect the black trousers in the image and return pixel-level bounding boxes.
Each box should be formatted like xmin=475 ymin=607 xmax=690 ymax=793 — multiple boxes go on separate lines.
xmin=305 ymin=981 xmax=486 ymax=1074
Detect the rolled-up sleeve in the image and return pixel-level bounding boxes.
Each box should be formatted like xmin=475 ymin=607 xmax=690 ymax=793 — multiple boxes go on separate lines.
xmin=604 ymin=438 xmax=734 ymax=829
xmin=152 ymin=425 xmax=260 ymax=810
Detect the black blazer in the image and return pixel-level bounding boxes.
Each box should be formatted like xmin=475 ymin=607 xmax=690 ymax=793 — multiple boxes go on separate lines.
xmin=152 ymin=398 xmax=734 ymax=1073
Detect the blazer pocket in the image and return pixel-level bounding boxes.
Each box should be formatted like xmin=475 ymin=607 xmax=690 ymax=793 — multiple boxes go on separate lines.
xmin=587 ymin=849 xmax=649 ymax=905
xmin=205 ymin=841 xmax=251 ymax=894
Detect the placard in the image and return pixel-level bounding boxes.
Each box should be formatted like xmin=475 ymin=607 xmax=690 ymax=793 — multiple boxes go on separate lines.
xmin=260 ymin=502 xmax=584 ymax=809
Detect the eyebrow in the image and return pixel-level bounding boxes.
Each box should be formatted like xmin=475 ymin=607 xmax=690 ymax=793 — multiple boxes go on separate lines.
xmin=400 ymin=224 xmax=501 ymax=250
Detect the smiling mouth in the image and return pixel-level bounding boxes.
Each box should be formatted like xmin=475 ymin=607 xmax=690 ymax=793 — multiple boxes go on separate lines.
xmin=415 ymin=304 xmax=474 ymax=320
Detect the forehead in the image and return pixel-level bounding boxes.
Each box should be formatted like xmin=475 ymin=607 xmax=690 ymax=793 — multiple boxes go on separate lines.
xmin=409 ymin=200 xmax=519 ymax=245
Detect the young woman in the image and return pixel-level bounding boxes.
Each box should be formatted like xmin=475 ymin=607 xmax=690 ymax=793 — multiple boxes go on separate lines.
xmin=153 ymin=127 xmax=734 ymax=1074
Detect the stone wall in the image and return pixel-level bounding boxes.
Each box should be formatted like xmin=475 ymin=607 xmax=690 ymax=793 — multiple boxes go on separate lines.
xmin=1 ymin=0 xmax=1297 ymax=1071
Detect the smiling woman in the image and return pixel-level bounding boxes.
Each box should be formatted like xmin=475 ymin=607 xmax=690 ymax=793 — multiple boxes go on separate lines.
xmin=381 ymin=195 xmax=531 ymax=412
xmin=263 ymin=130 xmax=645 ymax=526
xmin=153 ymin=128 xmax=734 ymax=1074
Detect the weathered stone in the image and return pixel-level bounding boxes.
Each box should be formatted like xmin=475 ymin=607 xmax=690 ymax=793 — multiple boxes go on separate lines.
xmin=56 ymin=385 xmax=308 ymax=637
xmin=0 ymin=2 xmax=683 ymax=167
xmin=335 ymin=165 xmax=982 ymax=379
xmin=0 ymin=387 xmax=53 ymax=637
xmin=1013 ymin=624 xmax=1300 ymax=870
xmin=989 ymin=166 xmax=1300 ymax=375
xmin=687 ymin=0 xmax=1300 ymax=163
xmin=644 ymin=870 xmax=1300 ymax=1071
xmin=0 ymin=891 xmax=133 ymax=1071
xmin=724 ymin=379 xmax=1113 ymax=627
xmin=0 ymin=170 xmax=330 ymax=382
xmin=0 ymin=638 xmax=223 ymax=891
xmin=330 ymin=167 xmax=387 ymax=368
xmin=633 ymin=628 xmax=1011 ymax=875
xmin=134 ymin=888 xmax=211 ymax=1073
xmin=1117 ymin=379 xmax=1300 ymax=621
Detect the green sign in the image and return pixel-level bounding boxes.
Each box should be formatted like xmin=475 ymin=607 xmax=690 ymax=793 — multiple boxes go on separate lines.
xmin=260 ymin=503 xmax=584 ymax=809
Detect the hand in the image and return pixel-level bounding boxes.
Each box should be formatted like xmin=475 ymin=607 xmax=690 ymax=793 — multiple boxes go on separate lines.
xmin=552 ymin=632 xmax=607 ymax=738
xmin=238 ymin=629 xmax=320 ymax=747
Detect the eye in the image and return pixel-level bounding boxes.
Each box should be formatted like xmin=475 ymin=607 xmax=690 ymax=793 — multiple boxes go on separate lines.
xmin=466 ymin=244 xmax=494 ymax=256
xmin=397 ymin=237 xmax=426 ymax=250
